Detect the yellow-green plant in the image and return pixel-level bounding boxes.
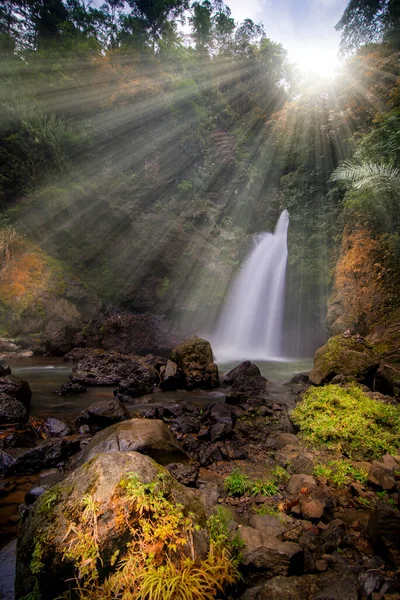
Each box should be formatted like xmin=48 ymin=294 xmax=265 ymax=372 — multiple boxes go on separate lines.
xmin=61 ymin=472 xmax=239 ymax=599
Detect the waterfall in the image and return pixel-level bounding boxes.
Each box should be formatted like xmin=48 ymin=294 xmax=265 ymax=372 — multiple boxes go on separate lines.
xmin=213 ymin=210 xmax=289 ymax=362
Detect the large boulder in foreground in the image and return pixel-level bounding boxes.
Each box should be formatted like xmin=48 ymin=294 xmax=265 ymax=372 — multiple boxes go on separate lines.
xmin=309 ymin=336 xmax=379 ymax=386
xmin=78 ymin=418 xmax=188 ymax=465
xmin=70 ymin=349 xmax=157 ymax=395
xmin=170 ymin=337 xmax=219 ymax=390
xmin=16 ymin=452 xmax=209 ymax=600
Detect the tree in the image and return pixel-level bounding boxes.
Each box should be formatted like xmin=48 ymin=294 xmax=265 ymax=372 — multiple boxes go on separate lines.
xmin=336 ymin=0 xmax=400 ymax=54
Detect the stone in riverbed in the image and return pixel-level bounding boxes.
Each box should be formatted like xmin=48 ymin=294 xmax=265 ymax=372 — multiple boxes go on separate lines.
xmin=78 ymin=418 xmax=188 ymax=466
xmin=223 ymin=361 xmax=262 ymax=384
xmin=53 ymin=381 xmax=87 ymax=395
xmin=240 ymin=525 xmax=303 ymax=576
xmin=15 ymin=452 xmax=209 ymax=600
xmin=170 ymin=337 xmax=219 ymax=390
xmin=42 ymin=418 xmax=71 ymax=437
xmin=0 ymin=375 xmax=32 ymax=408
xmin=0 ymin=394 xmax=29 ymax=425
xmin=2 ymin=437 xmax=81 ymax=476
xmin=76 ymin=397 xmax=132 ymax=431
xmin=70 ymin=348 xmax=157 ymax=391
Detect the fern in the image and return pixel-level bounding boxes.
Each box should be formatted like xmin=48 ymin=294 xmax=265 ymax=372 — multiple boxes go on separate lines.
xmin=331 ymin=160 xmax=400 ymax=192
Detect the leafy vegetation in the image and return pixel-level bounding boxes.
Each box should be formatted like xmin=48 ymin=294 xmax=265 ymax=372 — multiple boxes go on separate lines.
xmin=223 ymin=468 xmax=279 ymax=498
xmin=313 ymin=459 xmax=368 ymax=487
xmin=59 ymin=472 xmax=239 ymax=599
xmin=293 ymin=384 xmax=400 ymax=458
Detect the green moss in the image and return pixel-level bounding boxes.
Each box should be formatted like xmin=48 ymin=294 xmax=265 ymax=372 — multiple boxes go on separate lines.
xmin=293 ymin=384 xmax=400 ymax=458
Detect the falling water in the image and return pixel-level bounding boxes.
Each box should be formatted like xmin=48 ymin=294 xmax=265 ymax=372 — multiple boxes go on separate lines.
xmin=213 ymin=210 xmax=289 ymax=361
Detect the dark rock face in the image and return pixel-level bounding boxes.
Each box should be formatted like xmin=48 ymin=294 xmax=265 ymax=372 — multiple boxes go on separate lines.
xmin=42 ymin=418 xmax=71 ymax=437
xmin=160 ymin=360 xmax=181 ymax=391
xmin=223 ymin=361 xmax=267 ymax=401
xmin=167 ymin=463 xmax=199 ymax=486
xmin=240 ymin=525 xmax=303 ymax=576
xmin=15 ymin=452 xmax=208 ymax=600
xmin=53 ymin=381 xmax=87 ymax=395
xmin=2 ymin=437 xmax=81 ymax=476
xmin=0 ymin=375 xmax=32 ymax=408
xmin=224 ymin=361 xmax=262 ymax=384
xmin=75 ymin=313 xmax=179 ymax=356
xmin=0 ymin=364 xmax=11 ymax=376
xmin=368 ymin=506 xmax=400 ymax=568
xmin=0 ymin=394 xmax=28 ymax=425
xmin=78 ymin=419 xmax=188 ymax=466
xmin=25 ymin=486 xmax=46 ymax=505
xmin=170 ymin=337 xmax=219 ymax=390
xmin=76 ymin=397 xmax=131 ymax=431
xmin=309 ymin=335 xmax=379 ymax=386
xmin=374 ymin=362 xmax=400 ymax=399
xmin=70 ymin=349 xmax=158 ymax=395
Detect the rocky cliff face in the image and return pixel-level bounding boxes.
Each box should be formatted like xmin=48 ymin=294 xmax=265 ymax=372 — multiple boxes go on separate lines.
xmin=0 ymin=232 xmax=102 ymax=354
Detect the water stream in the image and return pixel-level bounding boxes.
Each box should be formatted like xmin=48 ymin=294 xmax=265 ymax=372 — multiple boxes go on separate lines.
xmin=213 ymin=210 xmax=289 ymax=362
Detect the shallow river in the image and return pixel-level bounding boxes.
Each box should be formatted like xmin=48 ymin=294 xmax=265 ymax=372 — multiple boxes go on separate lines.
xmin=7 ymin=356 xmax=312 ymax=424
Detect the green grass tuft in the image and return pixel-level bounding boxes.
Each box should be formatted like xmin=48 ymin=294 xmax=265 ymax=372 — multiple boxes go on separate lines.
xmin=292 ymin=384 xmax=400 ymax=458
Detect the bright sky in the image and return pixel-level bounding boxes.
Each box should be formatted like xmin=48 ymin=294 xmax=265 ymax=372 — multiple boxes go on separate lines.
xmin=227 ymin=0 xmax=349 ymax=77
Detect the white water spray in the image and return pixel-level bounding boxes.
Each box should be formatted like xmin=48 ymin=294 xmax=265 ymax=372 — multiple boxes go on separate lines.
xmin=213 ymin=210 xmax=289 ymax=362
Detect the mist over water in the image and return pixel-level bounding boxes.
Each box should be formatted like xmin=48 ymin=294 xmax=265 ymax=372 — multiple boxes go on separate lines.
xmin=213 ymin=210 xmax=289 ymax=362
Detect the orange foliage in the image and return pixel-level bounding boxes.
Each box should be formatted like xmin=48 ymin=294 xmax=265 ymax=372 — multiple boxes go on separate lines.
xmin=334 ymin=228 xmax=384 ymax=324
xmin=0 ymin=242 xmax=51 ymax=309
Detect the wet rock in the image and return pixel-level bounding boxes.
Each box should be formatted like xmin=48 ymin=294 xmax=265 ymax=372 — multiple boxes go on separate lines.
xmin=170 ymin=337 xmax=219 ymax=390
xmin=368 ymin=461 xmax=396 ymax=490
xmin=224 ymin=361 xmax=262 ymax=384
xmin=38 ymin=468 xmax=64 ymax=488
xmin=240 ymin=525 xmax=304 ymax=576
xmin=114 ymin=373 xmax=157 ymax=401
xmin=25 ymin=486 xmax=46 ymax=505
xmin=319 ymin=519 xmax=351 ymax=554
xmin=287 ymin=474 xmax=317 ymax=495
xmin=0 ymin=394 xmax=28 ymax=425
xmin=210 ymin=421 xmax=232 ymax=442
xmin=0 ymin=375 xmax=31 ymax=408
xmin=368 ymin=506 xmax=400 ymax=568
xmin=275 ymin=445 xmax=314 ymax=475
xmin=172 ymin=413 xmax=202 ymax=434
xmin=289 ymin=372 xmax=310 ymax=385
xmin=0 ymin=363 xmax=11 ymax=376
xmin=232 ymin=376 xmax=267 ymax=397
xmin=76 ymin=397 xmax=131 ymax=431
xmin=239 ymin=568 xmax=359 ymax=600
xmin=42 ymin=418 xmax=71 ymax=437
xmin=3 ymin=437 xmax=81 ymax=476
xmin=53 ymin=381 xmax=87 ymax=395
xmin=15 ymin=452 xmax=208 ymax=600
xmin=160 ymin=360 xmax=181 ymax=391
xmin=167 ymin=463 xmax=199 ymax=486
xmin=63 ymin=347 xmax=91 ymax=362
xmin=0 ymin=539 xmax=17 ymax=600
xmin=78 ymin=419 xmax=188 ymax=466
xmin=276 ymin=433 xmax=299 ymax=449
xmin=310 ymin=335 xmax=380 ymax=387
xmin=374 ymin=363 xmax=400 ymax=399
xmin=70 ymin=349 xmax=157 ymax=390
xmin=300 ymin=498 xmax=324 ymax=521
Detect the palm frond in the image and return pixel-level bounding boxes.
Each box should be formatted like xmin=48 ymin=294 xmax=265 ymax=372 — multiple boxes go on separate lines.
xmin=331 ymin=160 xmax=400 ymax=192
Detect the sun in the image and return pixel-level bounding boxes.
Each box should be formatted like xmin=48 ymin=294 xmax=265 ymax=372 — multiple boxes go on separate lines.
xmin=291 ymin=45 xmax=341 ymax=81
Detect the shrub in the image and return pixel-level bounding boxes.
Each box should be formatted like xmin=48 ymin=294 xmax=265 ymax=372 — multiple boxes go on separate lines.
xmin=292 ymin=384 xmax=400 ymax=458
xmin=61 ymin=472 xmax=239 ymax=599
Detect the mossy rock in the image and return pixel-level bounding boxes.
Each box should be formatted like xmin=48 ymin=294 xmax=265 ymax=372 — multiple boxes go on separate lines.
xmin=309 ymin=336 xmax=379 ymax=386
xmin=15 ymin=452 xmax=209 ymax=600
xmin=170 ymin=336 xmax=219 ymax=390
